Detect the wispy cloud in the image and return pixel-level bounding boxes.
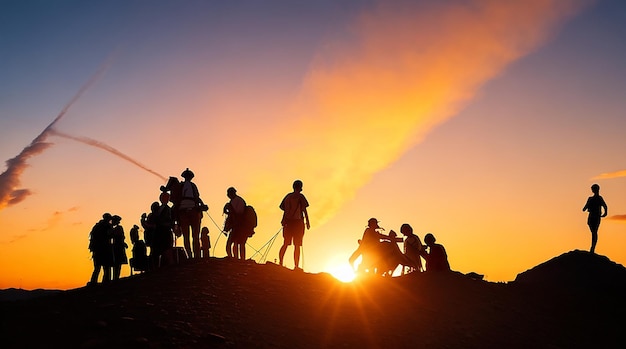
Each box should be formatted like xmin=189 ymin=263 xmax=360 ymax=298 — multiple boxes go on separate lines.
xmin=592 ymin=170 xmax=626 ymax=180
xmin=0 ymin=63 xmax=109 ymax=211
xmin=608 ymin=215 xmax=626 ymax=222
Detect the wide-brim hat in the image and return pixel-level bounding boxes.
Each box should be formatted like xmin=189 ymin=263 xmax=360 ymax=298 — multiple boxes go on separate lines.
xmin=181 ymin=168 xmax=195 ymax=179
xmin=368 ymin=217 xmax=381 ymax=229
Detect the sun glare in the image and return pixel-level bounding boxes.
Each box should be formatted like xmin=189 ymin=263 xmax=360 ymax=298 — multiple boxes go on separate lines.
xmin=328 ymin=263 xmax=356 ymax=283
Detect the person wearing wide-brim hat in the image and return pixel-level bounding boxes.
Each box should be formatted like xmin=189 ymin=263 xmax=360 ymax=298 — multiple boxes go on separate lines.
xmin=178 ymin=168 xmax=206 ymax=259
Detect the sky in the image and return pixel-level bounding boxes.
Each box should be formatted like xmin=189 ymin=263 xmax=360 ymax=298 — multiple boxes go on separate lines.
xmin=1 ymin=0 xmax=626 ymax=290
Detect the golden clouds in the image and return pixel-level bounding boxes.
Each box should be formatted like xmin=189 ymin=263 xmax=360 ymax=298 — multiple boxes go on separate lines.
xmin=252 ymin=0 xmax=588 ymax=225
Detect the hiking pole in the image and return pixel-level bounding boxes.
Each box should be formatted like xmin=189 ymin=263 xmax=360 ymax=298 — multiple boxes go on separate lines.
xmin=261 ymin=227 xmax=282 ymax=263
xmin=203 ymin=211 xmax=228 ymax=256
xmin=250 ymin=227 xmax=281 ymax=261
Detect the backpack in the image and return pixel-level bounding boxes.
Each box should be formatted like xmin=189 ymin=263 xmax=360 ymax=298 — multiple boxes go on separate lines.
xmin=243 ymin=205 xmax=257 ymax=237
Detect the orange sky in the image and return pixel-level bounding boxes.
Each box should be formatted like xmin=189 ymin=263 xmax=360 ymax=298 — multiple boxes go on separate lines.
xmin=2 ymin=0 xmax=626 ymax=290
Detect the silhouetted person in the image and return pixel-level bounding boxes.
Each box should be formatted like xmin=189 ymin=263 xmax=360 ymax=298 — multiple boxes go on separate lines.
xmin=155 ymin=192 xmax=174 ymax=266
xmin=422 ymin=233 xmax=450 ymax=272
xmin=111 ymin=215 xmax=128 ymax=280
xmin=141 ymin=201 xmax=160 ymax=269
xmin=88 ymin=213 xmax=113 ymax=285
xmin=582 ymin=183 xmax=608 ymax=254
xmin=400 ymin=223 xmax=423 ymax=274
xmin=129 ymin=224 xmax=149 ymax=274
xmin=224 ymin=187 xmax=248 ymax=260
xmin=178 ymin=168 xmax=206 ymax=258
xmin=350 ymin=218 xmax=387 ymax=273
xmin=200 ymin=226 xmax=210 ymax=258
xmin=279 ymin=180 xmax=310 ymax=270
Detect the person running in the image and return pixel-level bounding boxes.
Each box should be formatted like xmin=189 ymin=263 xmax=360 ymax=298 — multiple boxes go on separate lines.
xmin=279 ymin=180 xmax=310 ymax=270
xmin=178 ymin=168 xmax=206 ymax=258
xmin=582 ymin=183 xmax=608 ymax=254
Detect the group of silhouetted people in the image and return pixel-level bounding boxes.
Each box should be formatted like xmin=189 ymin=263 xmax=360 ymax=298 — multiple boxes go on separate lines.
xmin=349 ymin=218 xmax=450 ymax=276
xmin=88 ymin=213 xmax=129 ymax=285
xmin=88 ymin=172 xmax=610 ymax=284
xmin=87 ymin=168 xmax=313 ymax=285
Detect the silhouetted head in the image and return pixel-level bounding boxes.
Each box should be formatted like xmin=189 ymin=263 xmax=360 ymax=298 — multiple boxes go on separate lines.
xmin=112 ymin=215 xmax=121 ymax=224
xmin=227 ymin=187 xmax=237 ymax=198
xmin=368 ymin=218 xmax=381 ymax=229
xmin=292 ymin=180 xmax=303 ymax=191
xmin=102 ymin=212 xmax=112 ymax=221
xmin=424 ymin=233 xmax=436 ymax=246
xmin=151 ymin=201 xmax=160 ymax=212
xmin=159 ymin=192 xmax=170 ymax=204
xmin=181 ymin=168 xmax=195 ymax=180
xmin=400 ymin=223 xmax=413 ymax=236
xmin=591 ymin=183 xmax=600 ymax=194
xmin=130 ymin=225 xmax=139 ymax=243
xmin=201 ymin=227 xmax=209 ymax=236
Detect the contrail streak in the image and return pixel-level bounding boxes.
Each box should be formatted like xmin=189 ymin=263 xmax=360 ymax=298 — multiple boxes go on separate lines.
xmin=49 ymin=129 xmax=167 ymax=181
xmin=0 ymin=61 xmax=110 ymax=211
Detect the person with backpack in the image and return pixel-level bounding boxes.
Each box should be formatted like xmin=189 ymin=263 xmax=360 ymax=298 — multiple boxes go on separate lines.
xmin=88 ymin=213 xmax=114 ymax=286
xmin=279 ymin=180 xmax=310 ymax=270
xmin=178 ymin=168 xmax=206 ymax=259
xmin=223 ymin=187 xmax=248 ymax=260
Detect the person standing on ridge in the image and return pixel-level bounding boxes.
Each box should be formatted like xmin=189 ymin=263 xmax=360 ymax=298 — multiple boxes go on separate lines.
xmin=88 ymin=213 xmax=113 ymax=285
xmin=111 ymin=215 xmax=128 ymax=280
xmin=223 ymin=187 xmax=247 ymax=259
xmin=279 ymin=180 xmax=310 ymax=270
xmin=582 ymin=183 xmax=608 ymax=254
xmin=178 ymin=168 xmax=206 ymax=258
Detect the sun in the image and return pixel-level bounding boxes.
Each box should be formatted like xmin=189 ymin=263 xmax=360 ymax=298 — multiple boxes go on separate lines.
xmin=328 ymin=263 xmax=356 ymax=283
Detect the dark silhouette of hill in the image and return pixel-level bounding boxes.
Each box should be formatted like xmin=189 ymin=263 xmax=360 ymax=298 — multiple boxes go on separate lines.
xmin=0 ymin=288 xmax=62 ymax=302
xmin=1 ymin=251 xmax=625 ymax=348
xmin=515 ymin=249 xmax=626 ymax=291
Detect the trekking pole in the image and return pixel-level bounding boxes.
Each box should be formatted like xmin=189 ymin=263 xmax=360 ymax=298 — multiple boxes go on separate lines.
xmin=204 ymin=211 xmax=228 ymax=256
xmin=250 ymin=227 xmax=281 ymax=262
xmin=260 ymin=227 xmax=282 ymax=263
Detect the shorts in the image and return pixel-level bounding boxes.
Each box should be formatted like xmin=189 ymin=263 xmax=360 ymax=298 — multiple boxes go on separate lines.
xmin=282 ymin=219 xmax=305 ymax=246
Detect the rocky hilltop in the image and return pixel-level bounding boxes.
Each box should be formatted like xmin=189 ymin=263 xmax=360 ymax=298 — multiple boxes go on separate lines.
xmin=1 ymin=250 xmax=625 ymax=348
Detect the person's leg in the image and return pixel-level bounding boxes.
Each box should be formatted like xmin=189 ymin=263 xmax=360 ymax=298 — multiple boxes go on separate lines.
xmin=179 ymin=211 xmax=193 ymax=257
xmin=113 ymin=265 xmax=121 ymax=280
xmin=590 ymin=224 xmax=599 ymax=254
xmin=279 ymin=241 xmax=289 ymax=266
xmin=90 ymin=261 xmax=101 ymax=284
xmin=191 ymin=214 xmax=201 ymax=258
xmin=293 ymin=220 xmax=305 ymax=269
xmin=588 ymin=217 xmax=600 ymax=254
xmin=103 ymin=266 xmax=111 ymax=283
xmin=294 ymin=245 xmax=301 ymax=269
xmin=279 ymin=224 xmax=293 ymax=266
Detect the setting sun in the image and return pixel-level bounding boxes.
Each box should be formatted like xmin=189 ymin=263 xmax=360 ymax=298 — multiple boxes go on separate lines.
xmin=328 ymin=262 xmax=356 ymax=283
